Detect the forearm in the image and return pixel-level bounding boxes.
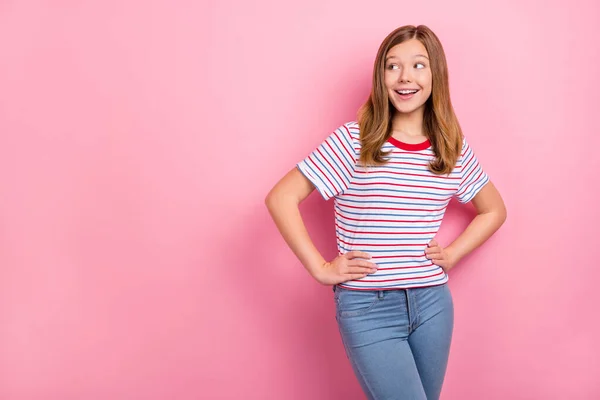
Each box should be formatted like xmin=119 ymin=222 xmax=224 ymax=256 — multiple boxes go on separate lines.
xmin=265 ymin=194 xmax=326 ymax=279
xmin=447 ymin=210 xmax=506 ymax=265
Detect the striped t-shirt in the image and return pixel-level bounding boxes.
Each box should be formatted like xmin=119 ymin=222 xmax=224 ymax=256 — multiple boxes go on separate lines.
xmin=296 ymin=121 xmax=489 ymax=291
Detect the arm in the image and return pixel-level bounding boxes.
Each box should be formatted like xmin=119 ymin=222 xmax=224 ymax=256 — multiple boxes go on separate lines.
xmin=265 ymin=167 xmax=376 ymax=284
xmin=265 ymin=167 xmax=326 ymax=279
xmin=447 ymin=180 xmax=507 ymax=264
xmin=426 ymin=181 xmax=507 ymax=270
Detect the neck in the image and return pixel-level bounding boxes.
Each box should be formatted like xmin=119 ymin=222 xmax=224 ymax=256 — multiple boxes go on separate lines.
xmin=390 ymin=107 xmax=425 ymax=141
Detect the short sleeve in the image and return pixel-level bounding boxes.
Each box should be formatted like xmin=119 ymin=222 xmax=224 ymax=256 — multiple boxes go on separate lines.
xmin=455 ymin=137 xmax=490 ymax=203
xmin=296 ymin=123 xmax=358 ymax=201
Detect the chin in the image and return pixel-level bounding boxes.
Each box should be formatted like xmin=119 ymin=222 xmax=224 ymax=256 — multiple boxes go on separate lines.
xmin=392 ymin=103 xmax=424 ymax=115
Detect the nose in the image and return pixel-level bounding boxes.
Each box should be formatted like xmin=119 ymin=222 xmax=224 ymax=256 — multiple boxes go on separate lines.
xmin=398 ymin=66 xmax=412 ymax=83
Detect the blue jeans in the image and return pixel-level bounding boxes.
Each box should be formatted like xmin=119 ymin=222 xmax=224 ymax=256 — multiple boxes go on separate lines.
xmin=333 ymin=283 xmax=454 ymax=400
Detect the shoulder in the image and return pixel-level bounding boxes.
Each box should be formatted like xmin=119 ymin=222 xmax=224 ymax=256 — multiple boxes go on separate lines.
xmin=457 ymin=136 xmax=470 ymax=162
xmin=326 ymin=121 xmax=361 ymax=155
xmin=344 ymin=121 xmax=361 ymax=154
xmin=339 ymin=121 xmax=361 ymax=145
xmin=344 ymin=120 xmax=360 ymax=132
xmin=334 ymin=121 xmax=360 ymax=138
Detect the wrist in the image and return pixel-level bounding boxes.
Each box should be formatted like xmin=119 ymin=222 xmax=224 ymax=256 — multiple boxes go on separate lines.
xmin=308 ymin=260 xmax=327 ymax=281
xmin=446 ymin=245 xmax=461 ymax=266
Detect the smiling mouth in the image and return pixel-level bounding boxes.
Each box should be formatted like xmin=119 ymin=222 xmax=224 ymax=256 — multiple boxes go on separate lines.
xmin=395 ymin=89 xmax=419 ymax=95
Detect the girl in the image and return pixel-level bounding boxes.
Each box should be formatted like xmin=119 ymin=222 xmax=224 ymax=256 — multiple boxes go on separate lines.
xmin=265 ymin=25 xmax=506 ymax=400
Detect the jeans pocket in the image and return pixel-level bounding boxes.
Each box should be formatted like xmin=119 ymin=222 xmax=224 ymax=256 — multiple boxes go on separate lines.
xmin=335 ymin=287 xmax=379 ymax=318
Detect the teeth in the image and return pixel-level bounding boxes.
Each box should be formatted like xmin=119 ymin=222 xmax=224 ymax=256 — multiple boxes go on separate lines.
xmin=397 ymin=90 xmax=418 ymax=95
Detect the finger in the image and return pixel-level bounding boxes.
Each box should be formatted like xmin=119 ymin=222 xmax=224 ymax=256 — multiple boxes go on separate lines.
xmin=346 ymin=273 xmax=370 ymax=280
xmin=347 ymin=266 xmax=377 ymax=274
xmin=425 ymin=249 xmax=442 ymax=257
xmin=428 ymin=253 xmax=444 ymax=260
xmin=348 ymin=259 xmax=378 ymax=269
xmin=345 ymin=251 xmax=372 ymax=260
xmin=428 ymin=239 xmax=438 ymax=247
xmin=425 ymin=246 xmax=441 ymax=254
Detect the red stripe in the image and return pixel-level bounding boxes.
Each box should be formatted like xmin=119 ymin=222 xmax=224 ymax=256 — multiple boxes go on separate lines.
xmin=372 ymin=254 xmax=428 ymax=259
xmin=337 ymin=281 xmax=447 ymax=291
xmin=385 ymin=159 xmax=463 ymax=171
xmin=338 ymin=200 xmax=448 ymax=212
xmin=344 ymin=193 xmax=451 ymax=202
xmin=386 ymin=160 xmax=430 ymax=167
xmin=342 ymin=193 xmax=449 ymax=203
xmin=337 ymin=224 xmax=438 ymax=235
xmin=460 ymin=141 xmax=469 ymax=157
xmin=335 ymin=210 xmax=443 ymax=220
xmin=335 ymin=125 xmax=356 ymax=172
xmin=317 ymin=147 xmax=346 ymax=191
xmin=457 ymin=167 xmax=483 ymax=197
xmin=339 ymin=238 xmax=428 ymax=247
xmin=376 ymin=263 xmax=435 ymax=270
xmin=358 ymin=269 xmax=445 ymax=283
xmin=352 ymin=180 xmax=455 ymax=192
xmin=336 ymin=124 xmax=354 ymax=153
xmin=461 ymin=151 xmax=475 ymax=171
xmin=325 ymin=137 xmax=352 ymax=178
xmin=355 ymin=169 xmax=461 ymax=180
xmin=458 ymin=170 xmax=484 ymax=197
xmin=309 ymin=157 xmax=336 ymax=195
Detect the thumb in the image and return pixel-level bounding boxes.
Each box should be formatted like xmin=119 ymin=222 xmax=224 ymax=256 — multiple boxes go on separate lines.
xmin=428 ymin=239 xmax=438 ymax=247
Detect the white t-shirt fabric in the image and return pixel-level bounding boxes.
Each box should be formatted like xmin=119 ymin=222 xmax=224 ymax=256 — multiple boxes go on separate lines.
xmin=297 ymin=121 xmax=489 ymax=290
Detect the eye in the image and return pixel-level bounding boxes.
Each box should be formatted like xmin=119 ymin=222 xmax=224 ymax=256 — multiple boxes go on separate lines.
xmin=415 ymin=62 xmax=426 ymax=69
xmin=386 ymin=64 xmax=399 ymax=70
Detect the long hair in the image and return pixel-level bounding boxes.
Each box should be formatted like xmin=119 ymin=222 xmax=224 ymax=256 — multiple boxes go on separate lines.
xmin=357 ymin=25 xmax=463 ymax=175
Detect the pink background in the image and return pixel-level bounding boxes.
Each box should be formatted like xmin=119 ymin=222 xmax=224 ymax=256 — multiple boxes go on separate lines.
xmin=1 ymin=1 xmax=599 ymax=399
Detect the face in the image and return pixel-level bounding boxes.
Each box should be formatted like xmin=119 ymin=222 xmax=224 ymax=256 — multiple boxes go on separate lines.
xmin=384 ymin=39 xmax=432 ymax=115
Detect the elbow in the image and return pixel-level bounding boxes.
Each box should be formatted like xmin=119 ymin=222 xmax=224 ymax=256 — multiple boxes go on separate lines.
xmin=500 ymin=210 xmax=507 ymax=226
xmin=498 ymin=203 xmax=508 ymax=226
xmin=479 ymin=203 xmax=507 ymax=227
xmin=265 ymin=189 xmax=276 ymax=212
xmin=264 ymin=187 xmax=288 ymax=214
xmin=265 ymin=187 xmax=301 ymax=217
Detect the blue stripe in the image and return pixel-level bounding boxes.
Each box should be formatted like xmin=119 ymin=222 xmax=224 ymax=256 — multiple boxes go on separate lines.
xmin=459 ymin=175 xmax=489 ymax=203
xmin=331 ymin=129 xmax=355 ymax=171
xmin=353 ymin=174 xmax=458 ymax=189
xmin=350 ymin=186 xmax=453 ymax=198
xmin=340 ymin=275 xmax=448 ymax=289
xmin=374 ymin=259 xmax=431 ymax=266
xmin=335 ymin=127 xmax=356 ymax=163
xmin=460 ymin=163 xmax=479 ymax=187
xmin=338 ymin=231 xmax=435 ymax=241
xmin=460 ymin=165 xmax=483 ymax=191
xmin=299 ymin=162 xmax=334 ymax=199
xmin=459 ymin=150 xmax=477 ymax=183
xmin=337 ymin=222 xmax=441 ymax=230
xmin=337 ymin=221 xmax=442 ymax=230
xmin=335 ymin=210 xmax=443 ymax=229
xmin=339 ymin=221 xmax=441 ymax=230
xmin=385 ymin=155 xmax=435 ymax=163
xmin=334 ymin=206 xmax=445 ymax=219
xmin=313 ymin=152 xmax=345 ymax=193
xmin=338 ymin=245 xmax=425 ymax=253
xmin=338 ymin=197 xmax=449 ymax=207
xmin=312 ymin=127 xmax=358 ymax=194
xmin=371 ymin=267 xmax=440 ymax=277
xmin=365 ymin=163 xmax=461 ymax=176
xmin=457 ymin=163 xmax=482 ymax=198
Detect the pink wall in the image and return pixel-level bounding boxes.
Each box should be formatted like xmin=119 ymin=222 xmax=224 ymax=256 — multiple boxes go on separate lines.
xmin=1 ymin=1 xmax=598 ymax=399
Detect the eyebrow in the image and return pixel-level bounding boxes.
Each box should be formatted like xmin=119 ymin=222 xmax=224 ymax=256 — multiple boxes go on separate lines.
xmin=385 ymin=54 xmax=429 ymax=61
